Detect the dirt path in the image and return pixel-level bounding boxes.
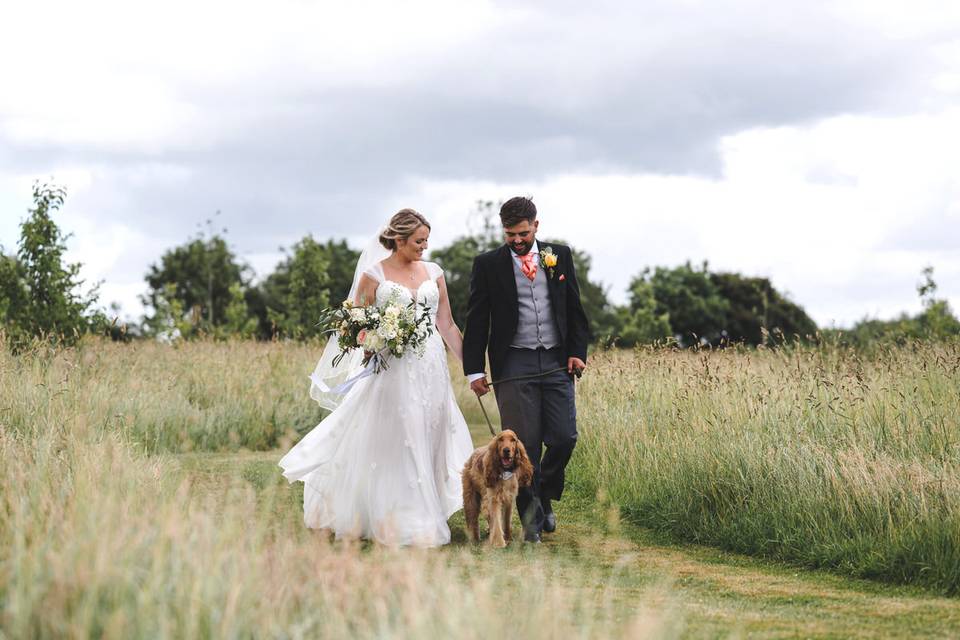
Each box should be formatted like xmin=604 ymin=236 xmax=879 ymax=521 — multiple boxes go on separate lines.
xmin=547 ymin=497 xmax=960 ymax=638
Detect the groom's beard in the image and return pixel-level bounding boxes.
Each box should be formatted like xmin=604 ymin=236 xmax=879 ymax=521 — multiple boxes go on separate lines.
xmin=508 ymin=239 xmax=534 ymax=256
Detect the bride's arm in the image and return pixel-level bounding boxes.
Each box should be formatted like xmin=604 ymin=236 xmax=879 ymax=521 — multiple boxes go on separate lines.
xmin=353 ymin=274 xmax=378 ymax=307
xmin=435 ymin=275 xmax=464 ymax=362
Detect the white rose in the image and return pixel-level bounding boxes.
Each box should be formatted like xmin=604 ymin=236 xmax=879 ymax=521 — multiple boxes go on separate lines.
xmin=349 ymin=308 xmax=366 ymax=322
xmin=362 ymin=331 xmax=383 ymax=351
xmin=378 ymin=325 xmax=398 ymax=340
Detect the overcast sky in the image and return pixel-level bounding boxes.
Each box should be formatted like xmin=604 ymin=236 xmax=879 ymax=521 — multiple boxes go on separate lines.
xmin=1 ymin=0 xmax=958 ymax=327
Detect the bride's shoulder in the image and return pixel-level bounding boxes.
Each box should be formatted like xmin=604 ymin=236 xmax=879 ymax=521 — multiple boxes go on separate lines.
xmin=363 ymin=261 xmax=386 ymax=282
xmin=423 ymin=261 xmax=445 ymax=281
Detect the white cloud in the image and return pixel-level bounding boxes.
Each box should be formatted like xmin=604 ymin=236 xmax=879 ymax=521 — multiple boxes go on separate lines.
xmin=414 ymin=107 xmax=960 ymax=326
xmin=829 ymin=0 xmax=960 ymax=40
xmin=0 ymin=0 xmax=519 ymax=150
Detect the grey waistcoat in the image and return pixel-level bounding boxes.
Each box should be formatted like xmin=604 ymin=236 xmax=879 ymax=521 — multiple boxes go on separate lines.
xmin=510 ymin=253 xmax=561 ymax=350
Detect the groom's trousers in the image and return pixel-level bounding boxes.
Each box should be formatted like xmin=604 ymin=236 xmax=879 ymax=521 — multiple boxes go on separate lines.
xmin=494 ymin=346 xmax=578 ymax=534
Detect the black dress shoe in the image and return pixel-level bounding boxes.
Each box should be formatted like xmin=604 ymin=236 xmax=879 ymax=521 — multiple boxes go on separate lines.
xmin=542 ymin=500 xmax=556 ymax=533
xmin=542 ymin=511 xmax=557 ymax=533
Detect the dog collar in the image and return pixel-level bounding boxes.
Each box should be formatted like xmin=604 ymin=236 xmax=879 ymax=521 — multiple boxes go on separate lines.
xmin=500 ymin=470 xmax=514 ymax=480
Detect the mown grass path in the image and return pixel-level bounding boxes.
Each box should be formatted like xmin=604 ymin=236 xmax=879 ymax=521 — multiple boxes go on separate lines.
xmin=177 ymin=442 xmax=960 ymax=639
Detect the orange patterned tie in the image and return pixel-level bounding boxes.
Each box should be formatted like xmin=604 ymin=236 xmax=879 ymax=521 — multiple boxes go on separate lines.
xmin=519 ymin=252 xmax=538 ymax=281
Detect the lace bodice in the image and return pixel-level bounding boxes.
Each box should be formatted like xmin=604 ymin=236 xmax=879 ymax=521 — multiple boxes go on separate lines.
xmin=366 ymin=261 xmax=442 ymax=321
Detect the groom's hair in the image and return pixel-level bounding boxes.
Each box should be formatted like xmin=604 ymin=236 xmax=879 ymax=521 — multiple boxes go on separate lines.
xmin=499 ymin=197 xmax=537 ymax=227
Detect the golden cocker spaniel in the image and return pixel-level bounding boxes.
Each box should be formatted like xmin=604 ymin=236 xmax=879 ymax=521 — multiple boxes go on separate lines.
xmin=462 ymin=429 xmax=533 ymax=547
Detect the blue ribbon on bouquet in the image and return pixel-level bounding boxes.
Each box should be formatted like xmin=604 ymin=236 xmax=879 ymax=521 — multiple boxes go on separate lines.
xmin=310 ymin=349 xmax=388 ymax=396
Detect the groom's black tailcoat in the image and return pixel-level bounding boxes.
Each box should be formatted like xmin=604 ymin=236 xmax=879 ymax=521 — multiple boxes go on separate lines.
xmin=462 ymin=242 xmax=590 ymax=535
xmin=462 ymin=243 xmax=590 ymax=382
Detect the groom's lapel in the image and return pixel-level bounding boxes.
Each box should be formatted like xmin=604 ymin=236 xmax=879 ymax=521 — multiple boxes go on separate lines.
xmin=497 ymin=245 xmax=518 ymax=303
xmin=540 ymin=243 xmax=562 ymax=300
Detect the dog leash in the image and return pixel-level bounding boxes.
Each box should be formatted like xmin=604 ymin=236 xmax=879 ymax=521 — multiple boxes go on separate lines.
xmin=475 ymin=366 xmax=582 ymax=437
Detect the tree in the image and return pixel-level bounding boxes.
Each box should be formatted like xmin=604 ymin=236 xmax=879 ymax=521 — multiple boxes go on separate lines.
xmin=539 ymin=239 xmax=620 ymax=345
xmin=320 ymin=239 xmax=362 ymax=306
xmin=916 ymin=266 xmax=960 ymax=338
xmin=840 ymin=266 xmax=960 ymax=347
xmin=429 ymin=202 xmax=502 ymax=328
xmin=256 ymin=235 xmax=333 ymax=338
xmin=430 ymin=235 xmax=502 ymax=329
xmin=141 ymin=217 xmax=250 ymax=337
xmin=140 ymin=283 xmax=190 ymax=342
xmin=1 ymin=182 xmax=102 ymax=345
xmin=710 ymin=272 xmax=817 ymax=345
xmin=622 ymin=263 xmax=818 ymax=347
xmin=0 ymin=253 xmax=27 ymax=335
xmin=220 ymin=282 xmax=259 ymax=338
xmin=253 ymin=237 xmax=360 ymax=339
xmin=643 ymin=262 xmax=729 ymax=346
xmin=616 ymin=275 xmax=672 ymax=346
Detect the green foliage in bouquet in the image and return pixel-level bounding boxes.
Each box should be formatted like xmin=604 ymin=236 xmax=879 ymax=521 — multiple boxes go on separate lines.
xmin=317 ymin=294 xmax=434 ymax=372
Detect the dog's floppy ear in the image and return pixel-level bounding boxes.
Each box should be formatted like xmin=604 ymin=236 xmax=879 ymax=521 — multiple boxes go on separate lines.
xmin=483 ymin=436 xmax=501 ymax=488
xmin=514 ymin=438 xmax=534 ymax=487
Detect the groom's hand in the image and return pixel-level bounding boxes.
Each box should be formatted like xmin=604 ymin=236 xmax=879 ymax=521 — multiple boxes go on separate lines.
xmin=567 ymin=357 xmax=586 ymax=379
xmin=470 ymin=378 xmax=491 ymax=396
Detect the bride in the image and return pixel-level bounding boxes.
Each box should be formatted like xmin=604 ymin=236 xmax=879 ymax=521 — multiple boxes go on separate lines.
xmin=279 ymin=209 xmax=474 ymax=547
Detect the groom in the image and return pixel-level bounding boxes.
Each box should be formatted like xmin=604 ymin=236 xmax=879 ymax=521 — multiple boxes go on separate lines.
xmin=463 ymin=197 xmax=590 ymax=543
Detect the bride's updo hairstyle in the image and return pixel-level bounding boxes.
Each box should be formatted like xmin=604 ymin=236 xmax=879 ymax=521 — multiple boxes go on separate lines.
xmin=379 ymin=209 xmax=431 ymax=251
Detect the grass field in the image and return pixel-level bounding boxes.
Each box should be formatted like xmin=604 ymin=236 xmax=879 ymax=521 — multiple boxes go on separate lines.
xmin=2 ymin=338 xmax=960 ymax=637
xmin=574 ymin=342 xmax=960 ymax=594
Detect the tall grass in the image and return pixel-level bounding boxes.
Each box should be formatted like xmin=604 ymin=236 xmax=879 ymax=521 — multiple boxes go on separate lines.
xmin=4 ymin=333 xmax=959 ymax=638
xmin=0 ymin=338 xmax=678 ymax=638
xmin=572 ymin=340 xmax=960 ymax=594
xmin=1 ymin=339 xmax=324 ymax=453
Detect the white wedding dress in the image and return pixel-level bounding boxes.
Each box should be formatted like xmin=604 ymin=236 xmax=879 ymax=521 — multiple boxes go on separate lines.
xmin=279 ymin=261 xmax=474 ymax=547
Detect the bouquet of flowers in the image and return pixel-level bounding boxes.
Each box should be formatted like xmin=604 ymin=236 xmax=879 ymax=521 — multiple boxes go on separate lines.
xmin=318 ymin=294 xmax=434 ymax=374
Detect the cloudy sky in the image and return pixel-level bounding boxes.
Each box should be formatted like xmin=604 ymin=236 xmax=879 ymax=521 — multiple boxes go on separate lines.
xmin=1 ymin=0 xmax=958 ymax=327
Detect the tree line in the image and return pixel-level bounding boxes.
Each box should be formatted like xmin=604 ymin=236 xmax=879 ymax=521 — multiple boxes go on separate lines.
xmin=2 ymin=186 xmax=957 ymax=349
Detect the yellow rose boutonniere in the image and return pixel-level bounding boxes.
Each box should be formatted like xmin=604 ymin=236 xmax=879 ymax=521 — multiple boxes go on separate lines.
xmin=539 ymin=246 xmax=559 ymax=279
